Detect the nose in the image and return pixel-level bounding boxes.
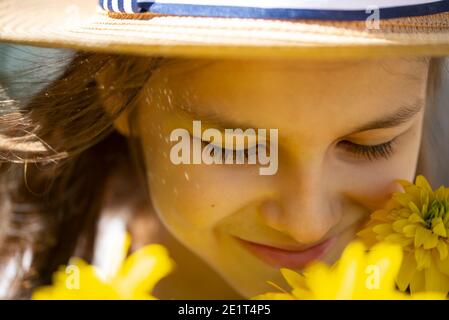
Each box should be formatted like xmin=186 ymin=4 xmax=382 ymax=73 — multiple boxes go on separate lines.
xmin=259 ymin=168 xmax=342 ymax=245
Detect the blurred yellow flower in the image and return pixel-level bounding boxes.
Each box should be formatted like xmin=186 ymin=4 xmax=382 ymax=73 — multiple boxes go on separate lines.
xmin=32 ymin=234 xmax=174 ymax=300
xmin=358 ymin=175 xmax=449 ymax=294
xmin=254 ymin=241 xmax=445 ymax=300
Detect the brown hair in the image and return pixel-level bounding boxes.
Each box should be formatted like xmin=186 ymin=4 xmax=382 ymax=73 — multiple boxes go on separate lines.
xmin=0 ymin=51 xmax=164 ymax=298
xmin=0 ymin=51 xmax=446 ymax=298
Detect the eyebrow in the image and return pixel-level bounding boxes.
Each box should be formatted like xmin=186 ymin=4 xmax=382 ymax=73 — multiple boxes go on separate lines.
xmin=177 ymin=99 xmax=424 ymax=135
xmin=349 ymin=100 xmax=424 ymax=133
xmin=177 ymin=106 xmax=255 ymax=131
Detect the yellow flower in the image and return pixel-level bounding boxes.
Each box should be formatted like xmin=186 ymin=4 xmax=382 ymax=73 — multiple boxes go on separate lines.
xmin=254 ymin=241 xmax=410 ymax=300
xmin=32 ymin=234 xmax=174 ymax=300
xmin=358 ymin=175 xmax=449 ymax=294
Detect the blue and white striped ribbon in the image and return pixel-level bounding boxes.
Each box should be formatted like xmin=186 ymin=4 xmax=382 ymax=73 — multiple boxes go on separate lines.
xmin=100 ymin=0 xmax=140 ymax=13
xmin=99 ymin=0 xmax=449 ymax=20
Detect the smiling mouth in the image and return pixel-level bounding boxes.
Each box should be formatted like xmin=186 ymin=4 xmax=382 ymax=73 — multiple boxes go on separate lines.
xmin=235 ymin=236 xmax=337 ymax=269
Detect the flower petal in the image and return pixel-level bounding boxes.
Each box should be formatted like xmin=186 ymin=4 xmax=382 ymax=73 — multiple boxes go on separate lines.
xmin=436 ymin=254 xmax=449 ymax=277
xmin=402 ymin=224 xmax=417 ymax=238
xmin=424 ymin=232 xmax=439 ymax=250
xmin=113 ymin=244 xmax=174 ymax=298
xmin=437 ymin=241 xmax=449 ymax=260
xmin=415 ymin=226 xmax=438 ymax=249
xmin=373 ymin=224 xmax=393 ymax=236
xmin=408 ymin=202 xmax=422 ymax=217
xmin=409 ymin=270 xmax=426 ymax=293
xmin=392 ymin=219 xmax=409 ymax=233
xmin=424 ymin=258 xmax=449 ymax=293
xmin=396 ymin=252 xmax=416 ymax=292
xmin=393 ymin=193 xmax=414 ymax=208
xmin=415 ymin=248 xmax=432 ymax=270
xmin=409 ymin=213 xmax=425 ymax=224
xmin=432 ymin=218 xmax=447 ymax=237
xmin=280 ymin=268 xmax=307 ymax=290
xmin=415 ymin=175 xmax=433 ymax=193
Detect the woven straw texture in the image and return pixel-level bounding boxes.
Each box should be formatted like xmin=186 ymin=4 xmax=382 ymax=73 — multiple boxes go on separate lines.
xmin=0 ymin=0 xmax=449 ymax=58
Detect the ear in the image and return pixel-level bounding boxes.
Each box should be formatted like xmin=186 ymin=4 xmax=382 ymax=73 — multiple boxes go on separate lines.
xmin=95 ymin=61 xmax=131 ymax=136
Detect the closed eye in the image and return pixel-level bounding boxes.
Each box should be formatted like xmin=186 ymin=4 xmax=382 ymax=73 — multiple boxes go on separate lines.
xmin=199 ymin=139 xmax=267 ymax=161
xmin=337 ymin=139 xmax=397 ymax=161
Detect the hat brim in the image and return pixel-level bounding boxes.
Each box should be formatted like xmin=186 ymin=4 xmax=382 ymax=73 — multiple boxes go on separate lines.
xmin=1 ymin=0 xmax=449 ymax=59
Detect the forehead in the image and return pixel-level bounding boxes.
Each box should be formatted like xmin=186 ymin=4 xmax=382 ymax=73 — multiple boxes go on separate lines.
xmin=147 ymin=58 xmax=429 ymax=136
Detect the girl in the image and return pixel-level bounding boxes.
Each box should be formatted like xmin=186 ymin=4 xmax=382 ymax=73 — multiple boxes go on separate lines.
xmin=0 ymin=0 xmax=449 ymax=299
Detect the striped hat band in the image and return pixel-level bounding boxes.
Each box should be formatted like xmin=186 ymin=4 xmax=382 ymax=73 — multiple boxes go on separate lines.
xmin=99 ymin=0 xmax=449 ymax=20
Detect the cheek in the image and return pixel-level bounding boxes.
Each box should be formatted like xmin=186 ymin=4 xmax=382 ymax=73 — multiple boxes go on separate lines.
xmin=333 ymin=123 xmax=423 ymax=211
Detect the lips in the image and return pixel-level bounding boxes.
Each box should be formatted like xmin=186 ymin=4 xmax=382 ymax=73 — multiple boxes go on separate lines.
xmin=236 ymin=236 xmax=336 ymax=269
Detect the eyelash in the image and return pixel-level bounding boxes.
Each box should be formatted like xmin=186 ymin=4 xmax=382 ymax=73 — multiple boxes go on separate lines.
xmin=197 ymin=137 xmax=396 ymax=162
xmin=337 ymin=139 xmax=396 ymax=161
xmin=200 ymin=140 xmax=263 ymax=161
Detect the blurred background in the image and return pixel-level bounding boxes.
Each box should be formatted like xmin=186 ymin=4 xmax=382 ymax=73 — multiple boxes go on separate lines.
xmin=0 ymin=44 xmax=75 ymax=105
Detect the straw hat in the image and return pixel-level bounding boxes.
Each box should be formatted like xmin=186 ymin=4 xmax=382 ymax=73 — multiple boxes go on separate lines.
xmin=0 ymin=0 xmax=449 ymax=59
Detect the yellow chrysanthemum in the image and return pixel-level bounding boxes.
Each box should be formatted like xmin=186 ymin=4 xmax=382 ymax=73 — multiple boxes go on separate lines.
xmin=358 ymin=175 xmax=449 ymax=294
xmin=254 ymin=241 xmax=414 ymax=300
xmin=32 ymin=235 xmax=174 ymax=300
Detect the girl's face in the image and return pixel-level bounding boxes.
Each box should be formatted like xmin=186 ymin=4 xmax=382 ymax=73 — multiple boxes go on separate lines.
xmin=134 ymin=58 xmax=429 ymax=297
